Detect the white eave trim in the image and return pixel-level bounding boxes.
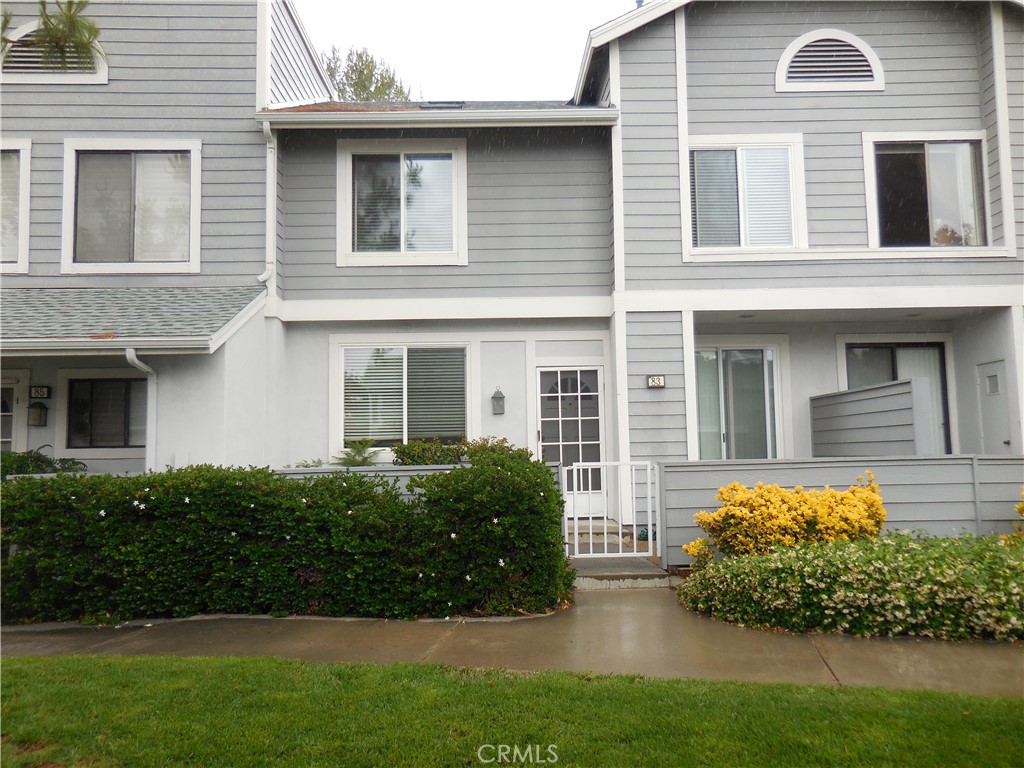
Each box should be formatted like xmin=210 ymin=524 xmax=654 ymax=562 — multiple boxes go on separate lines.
xmin=257 ymin=107 xmax=619 ymax=129
xmin=573 ymin=0 xmax=689 ymax=103
xmin=0 ymin=337 xmax=217 ymax=355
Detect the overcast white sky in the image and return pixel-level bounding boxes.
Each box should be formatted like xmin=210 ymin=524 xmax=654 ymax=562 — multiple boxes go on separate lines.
xmin=289 ymin=0 xmax=641 ymax=102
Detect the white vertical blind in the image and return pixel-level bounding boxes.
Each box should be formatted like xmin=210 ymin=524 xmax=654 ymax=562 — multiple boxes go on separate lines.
xmin=691 ymin=150 xmax=739 ymax=247
xmin=133 ymin=153 xmax=190 ymax=262
xmin=925 ymin=142 xmax=985 ymax=246
xmin=407 ymin=348 xmax=465 ymax=440
xmin=343 ymin=348 xmax=404 ymax=445
xmin=76 ymin=153 xmax=132 ymax=262
xmin=741 ymin=147 xmax=793 ymax=246
xmin=896 ymin=346 xmax=946 ymax=454
xmin=1 ymin=151 xmax=20 ymax=262
xmin=128 ymin=380 xmax=148 ymax=447
xmin=405 ymin=154 xmax=453 ymax=252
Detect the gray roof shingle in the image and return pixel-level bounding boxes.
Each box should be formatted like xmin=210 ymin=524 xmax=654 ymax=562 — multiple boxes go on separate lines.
xmin=1 ymin=286 xmax=265 ymax=347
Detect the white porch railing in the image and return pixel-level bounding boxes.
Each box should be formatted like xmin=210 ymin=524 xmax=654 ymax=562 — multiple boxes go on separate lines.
xmin=563 ymin=461 xmax=656 ymax=558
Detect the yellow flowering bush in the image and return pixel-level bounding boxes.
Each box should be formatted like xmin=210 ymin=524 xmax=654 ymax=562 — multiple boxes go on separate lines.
xmin=1003 ymin=488 xmax=1024 ymax=543
xmin=685 ymin=471 xmax=886 ymax=561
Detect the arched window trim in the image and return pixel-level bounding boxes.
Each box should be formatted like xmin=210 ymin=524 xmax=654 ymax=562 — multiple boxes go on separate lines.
xmin=0 ymin=20 xmax=108 ymax=85
xmin=775 ymin=28 xmax=883 ymax=93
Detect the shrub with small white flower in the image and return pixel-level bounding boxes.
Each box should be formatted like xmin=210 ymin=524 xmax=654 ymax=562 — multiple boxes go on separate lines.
xmin=1 ymin=438 xmax=573 ymax=622
xmin=677 ymin=531 xmax=1024 ymax=641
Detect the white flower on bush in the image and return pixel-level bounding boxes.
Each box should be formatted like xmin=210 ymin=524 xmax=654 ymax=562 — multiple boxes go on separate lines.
xmin=465 ymin=574 xmax=472 ymax=581
xmin=132 ymin=500 xmax=140 ymax=508
xmin=493 ymin=518 xmax=499 ymax=524
xmin=498 ymin=559 xmax=505 ymax=567
xmin=184 ymin=497 xmax=190 ymax=504
xmin=98 ymin=510 xmax=106 ymax=517
xmin=450 ymin=533 xmax=457 ymax=539
xmin=139 ymin=504 xmax=146 ymax=510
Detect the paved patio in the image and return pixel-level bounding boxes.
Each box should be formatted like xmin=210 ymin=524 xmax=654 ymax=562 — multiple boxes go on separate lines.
xmin=3 ymin=589 xmax=1021 ymax=698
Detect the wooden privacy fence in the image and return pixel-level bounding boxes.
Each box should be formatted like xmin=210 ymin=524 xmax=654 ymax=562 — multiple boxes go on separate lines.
xmin=658 ymin=455 xmax=1023 ymax=567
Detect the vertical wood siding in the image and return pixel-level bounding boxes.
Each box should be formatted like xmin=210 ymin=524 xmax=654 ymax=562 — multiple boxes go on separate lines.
xmin=0 ymin=1 xmax=267 ymax=285
xmin=660 ymin=456 xmax=1024 ymax=566
xmin=277 ymin=128 xmax=613 ymax=299
xmin=269 ymin=0 xmax=331 ymax=105
xmin=626 ymin=312 xmax=688 ymax=461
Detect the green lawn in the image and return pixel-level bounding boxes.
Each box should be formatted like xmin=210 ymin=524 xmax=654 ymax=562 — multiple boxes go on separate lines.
xmin=2 ymin=656 xmax=1021 ymax=767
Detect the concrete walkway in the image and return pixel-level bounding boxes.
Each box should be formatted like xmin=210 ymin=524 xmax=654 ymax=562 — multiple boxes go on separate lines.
xmin=3 ymin=589 xmax=1022 ymax=698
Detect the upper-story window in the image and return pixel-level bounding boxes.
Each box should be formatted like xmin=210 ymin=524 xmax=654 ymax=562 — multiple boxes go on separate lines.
xmin=0 ymin=139 xmax=31 ymax=273
xmin=0 ymin=21 xmax=108 ymax=85
xmin=863 ymin=132 xmax=988 ymax=249
xmin=61 ymin=139 xmax=201 ymax=274
xmin=776 ymin=29 xmax=883 ymax=92
xmin=689 ymin=135 xmax=807 ymax=251
xmin=337 ymin=139 xmax=468 ymax=267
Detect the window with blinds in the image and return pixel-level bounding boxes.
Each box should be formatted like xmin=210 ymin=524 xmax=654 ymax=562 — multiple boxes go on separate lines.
xmin=67 ymin=379 xmax=147 ymax=448
xmin=343 ymin=346 xmax=466 ymax=447
xmin=690 ymin=146 xmax=794 ymax=248
xmin=352 ymin=153 xmax=454 ymax=253
xmin=75 ymin=151 xmax=191 ymax=263
xmin=1 ymin=150 xmax=21 ymax=264
xmin=339 ymin=139 xmax=467 ymax=267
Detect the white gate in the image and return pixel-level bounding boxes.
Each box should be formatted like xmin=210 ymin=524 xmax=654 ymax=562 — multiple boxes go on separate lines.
xmin=563 ymin=461 xmax=656 ymax=558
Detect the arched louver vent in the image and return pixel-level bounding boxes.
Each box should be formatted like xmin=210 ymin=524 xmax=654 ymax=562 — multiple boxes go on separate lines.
xmin=2 ymin=30 xmax=96 ymax=73
xmin=787 ymin=38 xmax=872 ymax=82
xmin=776 ymin=29 xmax=884 ymax=92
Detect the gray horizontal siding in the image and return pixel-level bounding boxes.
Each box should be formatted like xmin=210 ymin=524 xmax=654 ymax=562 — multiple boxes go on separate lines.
xmin=660 ymin=455 xmax=1024 ymax=566
xmin=811 ymin=380 xmax=922 ymax=457
xmin=626 ymin=312 xmax=687 ymax=461
xmin=623 ymin=255 xmax=1024 ymax=292
xmin=0 ymin=1 xmax=266 ymax=286
xmin=277 ymin=128 xmax=613 ymax=299
xmin=269 ymin=0 xmax=331 ymax=105
xmin=682 ymin=1 xmax=996 ymax=254
xmin=619 ymin=14 xmax=683 ymax=284
xmin=617 ymin=2 xmax=1016 ymax=289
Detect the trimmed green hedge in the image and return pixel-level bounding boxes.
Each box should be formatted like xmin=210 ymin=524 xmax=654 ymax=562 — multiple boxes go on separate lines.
xmin=2 ymin=453 xmax=573 ymax=623
xmin=677 ymin=532 xmax=1024 ymax=641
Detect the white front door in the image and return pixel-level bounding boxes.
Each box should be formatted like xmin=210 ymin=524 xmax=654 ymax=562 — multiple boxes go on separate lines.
xmin=538 ymin=368 xmax=604 ymax=517
xmin=977 ymin=360 xmax=1012 ymax=455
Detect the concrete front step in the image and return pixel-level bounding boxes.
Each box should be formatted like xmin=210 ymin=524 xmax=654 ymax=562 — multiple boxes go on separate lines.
xmin=571 ymin=556 xmax=678 ymax=591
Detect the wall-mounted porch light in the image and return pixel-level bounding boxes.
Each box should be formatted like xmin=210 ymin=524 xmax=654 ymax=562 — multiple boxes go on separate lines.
xmin=28 ymin=401 xmax=48 ymax=427
xmin=491 ymin=388 xmax=505 ymax=416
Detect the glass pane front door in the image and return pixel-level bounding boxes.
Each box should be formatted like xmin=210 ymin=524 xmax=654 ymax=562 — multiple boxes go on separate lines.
xmin=539 ymin=369 xmax=602 ymax=492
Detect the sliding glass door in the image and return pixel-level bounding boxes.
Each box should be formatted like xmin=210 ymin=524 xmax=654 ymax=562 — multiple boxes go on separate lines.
xmin=697 ymin=347 xmax=778 ymax=460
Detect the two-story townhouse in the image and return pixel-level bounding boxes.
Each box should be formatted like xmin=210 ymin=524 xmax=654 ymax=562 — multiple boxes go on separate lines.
xmin=3 ymin=0 xmax=1021 ymax=564
xmin=258 ymin=0 xmax=1023 ymax=562
xmin=574 ymin=0 xmax=1024 ymax=561
xmin=1 ymin=0 xmax=332 ymax=472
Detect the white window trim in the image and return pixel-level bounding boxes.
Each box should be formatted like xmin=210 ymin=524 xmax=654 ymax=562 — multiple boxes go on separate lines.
xmin=2 ymin=369 xmax=31 ymax=453
xmin=835 ymin=332 xmax=959 ymax=452
xmin=1 ymin=138 xmax=31 ymax=274
xmin=336 ymin=138 xmax=468 ymax=267
xmin=0 ymin=20 xmax=109 ymax=85
xmin=776 ymin=29 xmax=884 ymax=93
xmin=687 ymin=134 xmax=808 ymax=256
xmin=694 ymin=334 xmax=792 ymax=460
xmin=54 ymin=369 xmax=147 ymax=460
xmin=862 ymin=130 xmax=992 ymax=251
xmin=329 ymin=338 xmax=473 ymax=462
xmin=61 ymin=138 xmax=202 ymax=274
